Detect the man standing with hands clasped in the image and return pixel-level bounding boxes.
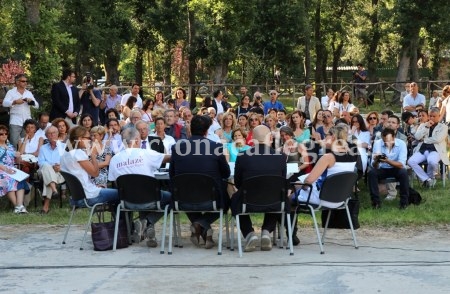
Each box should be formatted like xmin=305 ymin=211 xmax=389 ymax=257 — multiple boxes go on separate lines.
xmin=50 ymin=69 xmax=80 ymax=126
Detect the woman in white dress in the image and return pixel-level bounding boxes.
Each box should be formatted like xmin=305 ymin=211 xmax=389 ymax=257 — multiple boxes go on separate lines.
xmin=350 ymin=114 xmax=371 ymax=174
xmin=338 ymin=91 xmax=359 ymax=116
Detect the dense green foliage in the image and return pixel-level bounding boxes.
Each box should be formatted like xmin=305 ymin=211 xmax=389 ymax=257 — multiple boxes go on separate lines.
xmin=0 ymin=0 xmax=449 ymax=102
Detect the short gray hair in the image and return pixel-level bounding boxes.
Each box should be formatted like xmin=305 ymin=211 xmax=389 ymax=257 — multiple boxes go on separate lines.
xmin=121 ymin=127 xmax=139 ymax=145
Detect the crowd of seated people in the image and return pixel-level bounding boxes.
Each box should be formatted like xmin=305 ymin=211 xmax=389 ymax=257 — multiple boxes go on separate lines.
xmin=3 ymin=78 xmax=449 ymax=254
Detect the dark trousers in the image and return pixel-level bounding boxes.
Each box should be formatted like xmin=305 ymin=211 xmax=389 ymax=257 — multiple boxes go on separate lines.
xmin=368 ymin=167 xmax=409 ymax=206
xmin=231 ymin=192 xmax=288 ymax=238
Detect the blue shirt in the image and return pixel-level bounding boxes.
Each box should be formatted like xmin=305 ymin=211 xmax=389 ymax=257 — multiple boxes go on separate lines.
xmin=263 ymin=100 xmax=284 ymax=115
xmin=371 ymin=138 xmax=407 ymax=169
xmin=38 ymin=142 xmax=65 ymax=166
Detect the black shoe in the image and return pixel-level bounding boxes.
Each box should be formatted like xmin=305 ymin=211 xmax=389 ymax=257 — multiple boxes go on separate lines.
xmin=372 ymin=202 xmax=381 ymax=209
xmin=292 ymin=235 xmax=300 ymax=246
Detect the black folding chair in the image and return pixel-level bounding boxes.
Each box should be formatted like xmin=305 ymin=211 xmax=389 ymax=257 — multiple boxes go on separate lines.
xmin=292 ymin=171 xmax=359 ymax=254
xmin=233 ymin=175 xmax=293 ymax=257
xmin=169 ymin=173 xmax=225 ymax=255
xmin=61 ymin=171 xmax=109 ymax=250
xmin=114 ymin=174 xmax=170 ymax=253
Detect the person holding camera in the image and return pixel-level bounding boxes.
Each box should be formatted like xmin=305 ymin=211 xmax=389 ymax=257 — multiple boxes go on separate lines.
xmin=2 ymin=74 xmax=39 ymax=148
xmin=368 ymin=128 xmax=410 ymax=210
xmin=79 ymin=74 xmax=101 ymax=127
xmin=353 ymin=63 xmax=368 ymax=108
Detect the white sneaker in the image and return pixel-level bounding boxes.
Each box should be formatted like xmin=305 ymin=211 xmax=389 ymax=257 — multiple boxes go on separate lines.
xmin=261 ymin=230 xmax=272 ymax=251
xmin=244 ymin=232 xmax=259 ymax=252
xmin=14 ymin=205 xmax=28 ymax=214
xmin=385 ymin=195 xmax=396 ymax=201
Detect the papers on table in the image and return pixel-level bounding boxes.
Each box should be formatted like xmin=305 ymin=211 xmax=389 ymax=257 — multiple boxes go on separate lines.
xmin=286 ymin=163 xmax=298 ymax=175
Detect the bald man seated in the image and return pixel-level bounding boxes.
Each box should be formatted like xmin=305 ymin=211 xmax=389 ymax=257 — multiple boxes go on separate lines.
xmin=231 ymin=125 xmax=288 ymax=252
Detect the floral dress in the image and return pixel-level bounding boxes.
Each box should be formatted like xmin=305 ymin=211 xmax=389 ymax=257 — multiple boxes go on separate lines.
xmin=91 ymin=144 xmax=112 ymax=187
xmin=0 ymin=143 xmax=19 ymax=196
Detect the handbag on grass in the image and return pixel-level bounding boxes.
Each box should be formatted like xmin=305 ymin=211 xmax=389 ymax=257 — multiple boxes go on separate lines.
xmin=321 ymin=197 xmax=360 ymax=230
xmin=91 ymin=207 xmax=129 ymax=251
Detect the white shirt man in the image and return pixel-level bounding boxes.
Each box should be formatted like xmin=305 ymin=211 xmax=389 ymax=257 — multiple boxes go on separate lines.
xmin=120 ymin=84 xmax=143 ymax=109
xmin=3 ymin=74 xmax=39 ymax=147
xmin=402 ymin=82 xmax=425 ymax=115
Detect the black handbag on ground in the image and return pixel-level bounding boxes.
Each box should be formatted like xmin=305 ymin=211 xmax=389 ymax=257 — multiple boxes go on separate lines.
xmin=91 ymin=208 xmax=129 ymax=251
xmin=321 ymin=197 xmax=360 ymax=230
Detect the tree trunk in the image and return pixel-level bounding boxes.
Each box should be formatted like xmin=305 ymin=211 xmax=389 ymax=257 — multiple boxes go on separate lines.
xmin=23 ymin=0 xmax=40 ymax=69
xmin=409 ymin=34 xmax=420 ymax=82
xmin=104 ymin=51 xmax=121 ymax=85
xmin=187 ymin=6 xmax=197 ymax=109
xmin=331 ymin=38 xmax=344 ymax=86
xmin=395 ymin=46 xmax=410 ymax=91
xmin=313 ymin=0 xmax=324 ymax=97
xmin=134 ymin=47 xmax=144 ymax=86
xmin=303 ymin=0 xmax=311 ymax=84
xmin=366 ymin=0 xmax=380 ymax=83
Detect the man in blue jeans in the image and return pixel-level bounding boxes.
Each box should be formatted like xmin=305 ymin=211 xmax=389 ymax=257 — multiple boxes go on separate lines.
xmin=368 ymin=128 xmax=409 ymax=210
xmin=108 ymin=126 xmax=171 ymax=247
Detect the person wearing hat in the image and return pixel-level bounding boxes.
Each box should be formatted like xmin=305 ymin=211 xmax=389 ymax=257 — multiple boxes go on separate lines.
xmin=296 ymin=85 xmax=321 ymax=124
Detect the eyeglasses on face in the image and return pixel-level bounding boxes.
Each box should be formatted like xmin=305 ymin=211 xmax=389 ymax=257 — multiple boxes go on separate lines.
xmin=323 ymin=115 xmax=332 ymax=118
xmin=368 ymin=117 xmax=377 ymax=120
xmin=19 ymin=80 xmax=27 ymax=83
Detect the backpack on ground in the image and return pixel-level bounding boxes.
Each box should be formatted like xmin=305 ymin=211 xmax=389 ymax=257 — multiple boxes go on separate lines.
xmin=408 ymin=187 xmax=422 ymax=205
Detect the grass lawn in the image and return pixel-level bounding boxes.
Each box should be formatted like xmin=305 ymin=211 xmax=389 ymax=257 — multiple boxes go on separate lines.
xmin=0 ymin=176 xmax=448 ymax=228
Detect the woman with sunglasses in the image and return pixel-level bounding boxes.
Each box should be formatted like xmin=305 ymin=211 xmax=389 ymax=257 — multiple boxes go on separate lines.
xmin=0 ymin=125 xmax=29 ymax=213
xmin=61 ymin=126 xmax=119 ymax=207
xmin=350 ymin=114 xmax=371 ymax=174
xmin=315 ymin=110 xmax=334 ymax=140
xmin=365 ymin=111 xmax=379 ymax=141
xmin=246 ymin=113 xmax=262 ymax=146
xmin=292 ymin=125 xmax=358 ymax=206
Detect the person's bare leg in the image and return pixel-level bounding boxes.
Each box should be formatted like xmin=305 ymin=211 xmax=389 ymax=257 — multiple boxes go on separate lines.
xmin=7 ymin=191 xmax=17 ymax=206
xmin=16 ymin=189 xmax=25 ymax=206
xmin=43 ymin=197 xmax=51 ymax=212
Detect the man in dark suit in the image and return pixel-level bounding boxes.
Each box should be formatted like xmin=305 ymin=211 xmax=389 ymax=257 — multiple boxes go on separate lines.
xmin=169 ymin=115 xmax=230 ymax=249
xmin=212 ymin=89 xmax=229 ymax=115
xmin=231 ymin=125 xmax=288 ymax=252
xmin=49 ymin=69 xmax=80 ymax=125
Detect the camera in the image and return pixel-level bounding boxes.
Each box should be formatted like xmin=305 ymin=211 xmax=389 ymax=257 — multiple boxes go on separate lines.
xmin=23 ymin=99 xmax=35 ymax=106
xmin=85 ymin=72 xmax=94 ymax=90
xmin=375 ymin=154 xmax=387 ymax=162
